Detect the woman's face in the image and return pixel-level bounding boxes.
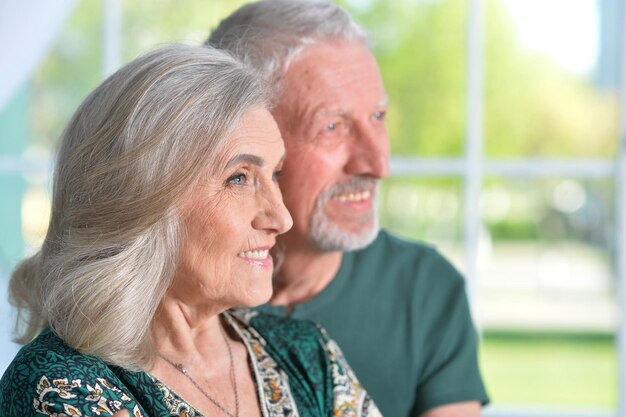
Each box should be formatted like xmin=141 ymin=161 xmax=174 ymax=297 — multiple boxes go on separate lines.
xmin=172 ymin=107 xmax=292 ymax=311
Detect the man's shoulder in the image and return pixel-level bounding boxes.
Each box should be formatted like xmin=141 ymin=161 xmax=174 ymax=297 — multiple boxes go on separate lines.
xmin=369 ymin=229 xmax=436 ymax=251
xmin=353 ymin=230 xmax=463 ymax=284
xmin=358 ymin=230 xmax=446 ymax=263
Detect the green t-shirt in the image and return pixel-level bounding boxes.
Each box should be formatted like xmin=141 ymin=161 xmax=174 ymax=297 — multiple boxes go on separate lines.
xmin=258 ymin=230 xmax=489 ymax=417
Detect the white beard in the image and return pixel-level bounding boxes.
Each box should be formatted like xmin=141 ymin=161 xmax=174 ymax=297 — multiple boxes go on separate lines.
xmin=308 ymin=178 xmax=380 ymax=252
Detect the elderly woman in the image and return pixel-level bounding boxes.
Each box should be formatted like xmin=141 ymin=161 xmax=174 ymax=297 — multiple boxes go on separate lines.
xmin=0 ymin=45 xmax=381 ymax=417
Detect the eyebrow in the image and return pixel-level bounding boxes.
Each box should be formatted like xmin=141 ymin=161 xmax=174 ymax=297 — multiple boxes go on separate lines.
xmin=377 ymin=96 xmax=390 ymax=107
xmin=306 ymin=95 xmax=391 ymax=121
xmin=224 ymin=153 xmax=287 ymax=170
xmin=225 ymin=154 xmax=264 ymax=169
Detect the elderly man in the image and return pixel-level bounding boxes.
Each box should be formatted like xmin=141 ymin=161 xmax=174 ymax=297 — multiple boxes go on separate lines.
xmin=208 ymin=1 xmax=489 ymax=416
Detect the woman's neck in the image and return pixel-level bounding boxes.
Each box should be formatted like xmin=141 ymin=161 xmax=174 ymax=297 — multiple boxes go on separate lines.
xmin=147 ymin=295 xmax=260 ymax=416
xmin=150 ymin=295 xmax=227 ymax=370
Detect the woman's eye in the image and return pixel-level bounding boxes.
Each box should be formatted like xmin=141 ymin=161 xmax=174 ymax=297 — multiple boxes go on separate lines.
xmin=273 ymin=170 xmax=284 ymax=181
xmin=227 ymin=173 xmax=247 ymax=185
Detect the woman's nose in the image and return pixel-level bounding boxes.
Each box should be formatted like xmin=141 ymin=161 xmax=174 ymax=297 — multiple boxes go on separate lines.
xmin=252 ymin=185 xmax=293 ymax=235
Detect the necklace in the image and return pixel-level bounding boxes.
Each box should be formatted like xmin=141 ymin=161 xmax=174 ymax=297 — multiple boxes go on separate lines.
xmin=159 ymin=317 xmax=240 ymax=417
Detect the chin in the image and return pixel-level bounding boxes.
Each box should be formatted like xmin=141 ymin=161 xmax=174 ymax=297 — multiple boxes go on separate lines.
xmin=240 ymin=284 xmax=273 ymax=308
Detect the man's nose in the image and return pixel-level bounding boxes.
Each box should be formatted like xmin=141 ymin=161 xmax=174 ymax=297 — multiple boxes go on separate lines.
xmin=344 ymin=123 xmax=390 ymax=179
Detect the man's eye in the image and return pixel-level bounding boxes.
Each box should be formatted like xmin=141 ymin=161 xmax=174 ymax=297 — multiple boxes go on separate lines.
xmin=373 ymin=111 xmax=386 ymax=121
xmin=227 ymin=173 xmax=247 ymax=185
xmin=326 ymin=122 xmax=337 ymax=132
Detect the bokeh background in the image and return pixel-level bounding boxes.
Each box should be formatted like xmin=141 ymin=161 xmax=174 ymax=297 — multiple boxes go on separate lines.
xmin=0 ymin=1 xmax=624 ymax=416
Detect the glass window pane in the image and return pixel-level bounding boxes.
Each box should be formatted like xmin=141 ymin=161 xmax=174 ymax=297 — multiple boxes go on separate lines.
xmin=479 ymin=177 xmax=617 ymax=411
xmin=485 ymin=0 xmax=620 ymax=157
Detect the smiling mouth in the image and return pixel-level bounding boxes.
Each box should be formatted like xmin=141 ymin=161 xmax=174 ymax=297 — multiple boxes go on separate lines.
xmin=237 ymin=249 xmax=270 ymax=259
xmin=333 ymin=190 xmax=372 ymax=203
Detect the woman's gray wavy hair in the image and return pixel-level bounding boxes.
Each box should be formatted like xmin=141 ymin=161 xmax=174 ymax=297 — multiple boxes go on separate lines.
xmin=206 ymin=0 xmax=368 ymax=100
xmin=9 ymin=44 xmax=267 ymax=370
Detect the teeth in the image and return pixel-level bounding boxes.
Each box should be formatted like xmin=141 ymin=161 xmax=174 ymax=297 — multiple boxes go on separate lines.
xmin=238 ymin=250 xmax=269 ymax=259
xmin=335 ymin=190 xmax=371 ymax=202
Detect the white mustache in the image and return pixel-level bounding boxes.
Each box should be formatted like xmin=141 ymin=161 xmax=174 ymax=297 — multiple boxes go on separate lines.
xmin=326 ymin=177 xmax=378 ymax=200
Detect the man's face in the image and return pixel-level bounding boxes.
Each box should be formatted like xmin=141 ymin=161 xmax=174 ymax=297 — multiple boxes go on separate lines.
xmin=273 ymin=41 xmax=390 ymax=252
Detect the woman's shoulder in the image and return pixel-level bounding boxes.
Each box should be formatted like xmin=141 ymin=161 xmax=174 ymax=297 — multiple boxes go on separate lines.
xmin=229 ymin=309 xmax=382 ymax=416
xmin=0 ymin=329 xmax=142 ymax=417
xmin=5 ymin=328 xmax=107 ymax=368
xmin=229 ymin=309 xmax=331 ymax=383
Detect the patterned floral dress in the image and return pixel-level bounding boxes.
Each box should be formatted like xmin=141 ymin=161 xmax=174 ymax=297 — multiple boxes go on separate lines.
xmin=0 ymin=310 xmax=381 ymax=417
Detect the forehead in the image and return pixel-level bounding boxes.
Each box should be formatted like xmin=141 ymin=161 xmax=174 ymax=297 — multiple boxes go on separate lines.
xmin=282 ymin=41 xmax=386 ymax=105
xmin=219 ymin=107 xmax=285 ymax=162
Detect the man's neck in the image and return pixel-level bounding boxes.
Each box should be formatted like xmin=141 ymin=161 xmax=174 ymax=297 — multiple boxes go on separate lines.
xmin=270 ymin=246 xmax=343 ymax=308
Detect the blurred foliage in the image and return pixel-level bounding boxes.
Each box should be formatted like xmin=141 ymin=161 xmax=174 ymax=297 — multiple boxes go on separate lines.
xmin=483 ymin=0 xmax=618 ymax=158
xmin=379 ymin=178 xmax=463 ymax=243
xmin=30 ymin=0 xmax=102 ymax=150
xmin=120 ymin=0 xmax=251 ymax=60
xmin=380 ymin=176 xmax=615 ymax=248
xmin=486 ymin=178 xmax=615 ymax=247
xmin=32 ymin=0 xmax=619 ymax=158
xmin=29 ymin=0 xmax=250 ymax=150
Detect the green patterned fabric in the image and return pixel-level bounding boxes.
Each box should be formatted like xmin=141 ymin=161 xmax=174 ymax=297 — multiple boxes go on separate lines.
xmin=0 ymin=311 xmax=380 ymax=417
xmin=245 ymin=313 xmax=334 ymax=416
xmin=0 ymin=328 xmax=149 ymax=416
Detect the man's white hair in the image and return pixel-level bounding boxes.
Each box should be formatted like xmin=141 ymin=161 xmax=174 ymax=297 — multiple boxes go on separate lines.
xmin=207 ymin=0 xmax=369 ymax=100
